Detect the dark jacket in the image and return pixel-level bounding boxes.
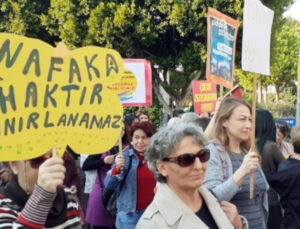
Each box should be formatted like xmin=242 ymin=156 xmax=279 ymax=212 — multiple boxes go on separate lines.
xmin=268 ymin=157 xmax=300 ymax=229
xmin=63 ymin=151 xmax=81 ymax=194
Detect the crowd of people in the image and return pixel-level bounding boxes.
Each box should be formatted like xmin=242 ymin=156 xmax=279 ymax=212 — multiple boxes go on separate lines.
xmin=0 ymin=98 xmax=299 ymax=229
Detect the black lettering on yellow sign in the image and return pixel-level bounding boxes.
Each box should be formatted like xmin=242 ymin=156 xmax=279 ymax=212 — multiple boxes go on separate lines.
xmin=2 ymin=112 xmax=122 ymax=136
xmin=0 ymin=38 xmax=119 ymax=82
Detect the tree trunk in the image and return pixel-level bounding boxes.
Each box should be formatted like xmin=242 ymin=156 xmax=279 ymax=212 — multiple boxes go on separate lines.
xmin=152 ymin=69 xmax=202 ymax=116
xmin=275 ymin=84 xmax=280 ymax=104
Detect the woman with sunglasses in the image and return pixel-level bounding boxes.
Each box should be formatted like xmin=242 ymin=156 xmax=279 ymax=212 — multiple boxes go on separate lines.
xmin=0 ymin=150 xmax=82 ymax=228
xmin=104 ymin=121 xmax=156 ymax=229
xmin=203 ymin=97 xmax=268 ymax=229
xmin=136 ymin=123 xmax=247 ymax=228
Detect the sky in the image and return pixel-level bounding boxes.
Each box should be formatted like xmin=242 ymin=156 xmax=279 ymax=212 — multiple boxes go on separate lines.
xmin=283 ymin=0 xmax=300 ymax=21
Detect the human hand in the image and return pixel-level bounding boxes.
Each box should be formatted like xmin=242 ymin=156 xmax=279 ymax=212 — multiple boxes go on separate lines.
xmin=104 ymin=155 xmax=115 ymax=165
xmin=238 ymin=151 xmax=259 ymax=176
xmin=37 ymin=156 xmax=65 ymax=193
xmin=220 ymin=201 xmax=242 ymax=229
xmin=70 ymin=185 xmax=77 ymax=195
xmin=115 ymin=153 xmax=125 ymax=171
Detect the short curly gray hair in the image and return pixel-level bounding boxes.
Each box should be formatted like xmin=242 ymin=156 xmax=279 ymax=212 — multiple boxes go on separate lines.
xmin=146 ymin=123 xmax=207 ymax=183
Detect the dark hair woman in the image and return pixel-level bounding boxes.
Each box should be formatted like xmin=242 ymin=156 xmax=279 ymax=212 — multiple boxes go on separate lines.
xmin=255 ymin=110 xmax=284 ymax=229
xmin=104 ymin=121 xmax=156 ymax=229
xmin=275 ymin=120 xmax=293 ymax=158
xmin=268 ymin=125 xmax=300 ymax=228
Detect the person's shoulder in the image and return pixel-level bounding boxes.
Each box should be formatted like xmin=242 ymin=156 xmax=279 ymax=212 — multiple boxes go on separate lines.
xmin=278 ymin=157 xmax=299 ymax=171
xmin=136 ymin=203 xmax=162 ymax=229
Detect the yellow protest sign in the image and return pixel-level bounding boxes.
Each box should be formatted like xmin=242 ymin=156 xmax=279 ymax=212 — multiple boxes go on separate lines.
xmin=0 ymin=33 xmax=125 ymax=161
xmin=107 ymin=69 xmax=137 ymax=102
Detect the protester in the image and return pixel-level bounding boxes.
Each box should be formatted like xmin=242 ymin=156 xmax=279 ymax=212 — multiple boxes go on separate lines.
xmin=255 ymin=110 xmax=284 ymax=229
xmin=0 ymin=150 xmax=82 ymax=228
xmin=124 ymin=114 xmax=139 ymax=143
xmin=124 ymin=114 xmax=139 ymax=127
xmin=173 ymin=109 xmax=184 ymax=118
xmin=80 ymin=154 xmax=97 ymax=229
xmin=63 ymin=148 xmax=81 ymax=196
xmin=167 ymin=117 xmax=181 ymax=126
xmin=199 ymin=117 xmax=211 ymax=131
xmin=84 ymin=122 xmax=129 ymax=229
xmin=181 ymin=112 xmax=202 ymax=125
xmin=137 ymin=110 xmax=151 ymax=122
xmin=268 ymin=125 xmax=300 ymax=228
xmin=0 ymin=162 xmax=13 ymax=187
xmin=203 ymin=97 xmax=268 ymax=228
xmin=276 ymin=120 xmax=293 ymax=158
xmin=105 ymin=121 xmax=156 ymax=229
xmin=137 ymin=124 xmax=247 ymax=229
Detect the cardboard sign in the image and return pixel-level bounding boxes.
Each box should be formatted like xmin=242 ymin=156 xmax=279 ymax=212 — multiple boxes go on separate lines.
xmin=192 ymin=81 xmax=217 ymax=114
xmin=0 ymin=33 xmax=125 ymax=161
xmin=108 ymin=69 xmax=137 ymax=102
xmin=242 ymin=0 xmax=274 ymax=75
xmin=121 ymin=59 xmax=152 ymax=107
xmin=206 ymin=8 xmax=239 ymax=89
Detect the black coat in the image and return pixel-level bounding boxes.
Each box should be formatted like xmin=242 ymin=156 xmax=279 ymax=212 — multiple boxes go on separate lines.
xmin=268 ymin=157 xmax=300 ymax=229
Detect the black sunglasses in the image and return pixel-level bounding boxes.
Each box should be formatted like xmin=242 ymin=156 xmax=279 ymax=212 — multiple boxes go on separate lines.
xmin=162 ymin=148 xmax=210 ymax=167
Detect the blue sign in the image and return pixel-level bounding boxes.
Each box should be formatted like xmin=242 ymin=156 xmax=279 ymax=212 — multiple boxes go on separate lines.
xmin=209 ymin=17 xmax=236 ymax=81
xmin=278 ymin=118 xmax=296 ymax=127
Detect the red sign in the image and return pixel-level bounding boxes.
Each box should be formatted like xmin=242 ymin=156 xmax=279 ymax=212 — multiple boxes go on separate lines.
xmin=192 ymin=81 xmax=217 ymax=114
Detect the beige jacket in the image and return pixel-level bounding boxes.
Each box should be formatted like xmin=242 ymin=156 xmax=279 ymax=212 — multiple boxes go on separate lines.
xmin=136 ymin=183 xmax=242 ymax=229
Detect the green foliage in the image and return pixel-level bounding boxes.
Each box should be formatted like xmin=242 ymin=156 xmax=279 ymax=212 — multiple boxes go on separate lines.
xmin=269 ymin=19 xmax=300 ymax=94
xmin=0 ymin=0 xmax=55 ymax=44
xmin=0 ymin=0 xmax=296 ymax=123
xmin=124 ymin=92 xmax=162 ymax=129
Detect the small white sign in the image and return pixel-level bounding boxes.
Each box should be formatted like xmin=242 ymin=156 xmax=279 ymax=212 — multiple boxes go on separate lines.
xmin=242 ymin=0 xmax=274 ymax=75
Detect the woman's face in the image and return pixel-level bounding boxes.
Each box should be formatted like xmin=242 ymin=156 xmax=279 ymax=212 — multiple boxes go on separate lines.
xmin=9 ymin=153 xmax=51 ymax=194
xmin=276 ymin=128 xmax=285 ymax=144
xmin=10 ymin=161 xmax=39 ymax=194
xmin=139 ymin=114 xmax=149 ymax=122
xmin=132 ymin=129 xmax=150 ymax=153
xmin=223 ymin=105 xmax=251 ymax=144
xmin=157 ymin=136 xmax=207 ymax=191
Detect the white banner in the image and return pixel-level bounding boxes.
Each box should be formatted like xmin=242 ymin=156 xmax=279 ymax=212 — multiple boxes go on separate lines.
xmin=242 ymin=0 xmax=274 ymax=75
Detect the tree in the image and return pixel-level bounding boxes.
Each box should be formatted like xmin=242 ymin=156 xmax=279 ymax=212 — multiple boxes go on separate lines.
xmin=269 ymin=18 xmax=300 ymax=101
xmin=0 ymin=0 xmax=57 ymax=44
xmin=0 ymin=0 xmax=295 ymax=117
xmin=42 ymin=0 xmax=247 ymax=115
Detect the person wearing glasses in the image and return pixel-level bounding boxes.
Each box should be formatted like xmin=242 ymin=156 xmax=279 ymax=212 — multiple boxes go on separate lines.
xmin=136 ymin=124 xmax=247 ymax=229
xmin=0 ymin=150 xmax=82 ymax=228
xmin=203 ymin=97 xmax=268 ymax=229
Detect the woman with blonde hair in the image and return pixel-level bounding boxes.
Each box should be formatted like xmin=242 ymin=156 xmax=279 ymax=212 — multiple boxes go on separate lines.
xmin=204 ymin=97 xmax=268 ymax=229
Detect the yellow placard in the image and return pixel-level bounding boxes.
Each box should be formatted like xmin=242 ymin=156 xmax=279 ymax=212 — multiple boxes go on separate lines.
xmin=107 ymin=69 xmax=137 ymax=101
xmin=0 ymin=33 xmax=125 ymax=161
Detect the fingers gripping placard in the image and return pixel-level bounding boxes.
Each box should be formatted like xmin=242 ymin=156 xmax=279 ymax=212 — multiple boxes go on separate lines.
xmin=0 ymin=33 xmax=125 ymax=161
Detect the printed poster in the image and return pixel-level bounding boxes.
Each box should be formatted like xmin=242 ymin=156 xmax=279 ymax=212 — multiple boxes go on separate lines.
xmin=206 ymin=8 xmax=239 ymax=89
